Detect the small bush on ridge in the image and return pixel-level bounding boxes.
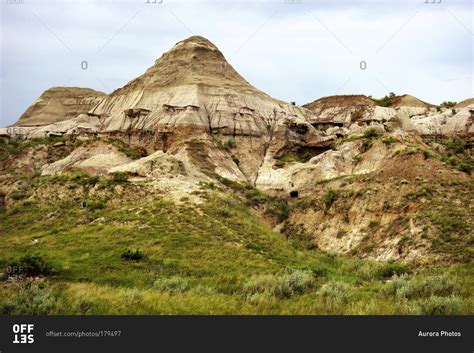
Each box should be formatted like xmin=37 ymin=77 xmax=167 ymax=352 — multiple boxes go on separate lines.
xmin=121 ymin=249 xmax=145 ymax=261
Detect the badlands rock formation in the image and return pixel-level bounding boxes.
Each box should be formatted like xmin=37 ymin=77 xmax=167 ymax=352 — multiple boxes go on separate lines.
xmin=4 ymin=35 xmax=473 ymax=190
xmin=10 ymin=36 xmax=332 ymax=183
xmin=88 ymin=36 xmax=325 ymax=182
xmin=1 ymin=35 xmax=473 ymax=264
xmin=15 ymin=87 xmax=105 ymax=127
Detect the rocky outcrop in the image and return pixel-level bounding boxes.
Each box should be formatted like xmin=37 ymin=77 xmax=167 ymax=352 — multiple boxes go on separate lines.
xmin=15 ymin=87 xmax=106 ymax=127
xmin=256 ymin=138 xmax=398 ymax=195
xmin=28 ymin=114 xmax=105 ymax=138
xmin=303 ymin=94 xmax=473 ymax=137
xmin=411 ymin=105 xmax=474 ymax=136
xmin=41 ymin=142 xmax=130 ymax=176
xmin=303 ymin=95 xmax=376 ymax=125
xmin=85 ymin=36 xmax=323 ymax=181
xmin=108 ymin=150 xmax=186 ymax=178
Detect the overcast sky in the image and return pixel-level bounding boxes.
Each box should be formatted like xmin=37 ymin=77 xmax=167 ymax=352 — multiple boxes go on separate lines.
xmin=0 ymin=0 xmax=472 ymax=126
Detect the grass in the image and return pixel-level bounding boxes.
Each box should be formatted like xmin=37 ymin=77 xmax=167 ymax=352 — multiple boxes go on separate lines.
xmin=108 ymin=172 xmax=129 ymax=184
xmin=434 ymin=137 xmax=473 ymax=174
xmin=1 ymin=282 xmax=59 ymax=315
xmin=324 ymin=189 xmax=338 ymax=209
xmin=0 ymin=137 xmax=66 ymax=161
xmin=1 ymin=186 xmax=471 ymax=315
xmin=243 ymin=270 xmax=316 ymax=299
xmin=154 ymin=276 xmax=189 ymax=293
xmin=106 ymin=138 xmax=146 ymax=159
xmin=274 ymin=148 xmax=322 ymax=168
xmin=219 ymin=178 xmax=289 ymax=223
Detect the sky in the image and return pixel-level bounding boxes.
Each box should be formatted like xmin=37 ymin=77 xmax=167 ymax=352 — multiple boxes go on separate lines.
xmin=0 ymin=0 xmax=472 ymax=126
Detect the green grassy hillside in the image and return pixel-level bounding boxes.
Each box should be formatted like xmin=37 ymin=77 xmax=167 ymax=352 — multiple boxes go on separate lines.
xmin=0 ymin=176 xmax=472 ymax=314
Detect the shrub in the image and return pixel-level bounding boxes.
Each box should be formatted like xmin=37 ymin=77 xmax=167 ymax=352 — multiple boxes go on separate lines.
xmin=318 ymin=282 xmax=351 ymax=304
xmin=427 ymin=210 xmax=468 ymax=234
xmin=382 ymin=274 xmax=410 ymax=296
xmin=381 ymin=136 xmax=396 ymax=145
xmin=243 ymin=270 xmax=315 ymax=299
xmin=440 ymin=101 xmax=457 ymax=108
xmin=106 ymin=138 xmax=145 ymax=159
xmin=110 ymin=172 xmax=129 ymax=184
xmin=240 ymin=185 xmax=288 ymax=222
xmin=216 ymin=207 xmax=231 ymax=218
xmin=265 ymin=200 xmax=289 ymax=223
xmin=422 ymin=150 xmax=432 ymax=159
xmin=301 ymin=152 xmax=315 ymax=162
xmin=189 ymin=285 xmax=216 ymax=295
xmin=0 ymin=282 xmax=58 ymax=315
xmin=404 ymin=187 xmax=432 ymax=200
xmin=286 ymin=270 xmax=316 ymax=293
xmin=244 ymin=274 xmax=292 ymax=299
xmin=363 ymin=128 xmax=380 ymax=139
xmin=7 ymin=254 xmax=56 ymax=277
xmin=375 ymin=262 xmax=411 ymax=279
xmin=223 ymin=139 xmax=236 ymax=150
xmin=121 ymin=249 xmax=145 ymax=261
xmin=246 ymin=292 xmax=275 ymax=306
xmin=412 ymin=296 xmax=462 ymax=315
xmin=383 ymin=274 xmax=456 ymax=299
xmin=397 ymin=275 xmax=456 ymax=299
xmin=324 ymin=189 xmax=338 ymax=209
xmin=154 ymin=276 xmax=189 ymax=293
xmin=439 ymin=138 xmax=466 ymax=154
xmin=70 ymin=171 xmax=100 ymax=187
xmin=87 ymin=198 xmax=106 ymax=211
xmin=231 ymin=155 xmax=240 ymax=166
xmin=9 ymin=189 xmax=32 ymax=200
xmin=371 ymin=92 xmax=396 ymax=107
xmin=199 ymin=181 xmax=216 ymax=190
xmin=447 ymin=156 xmax=457 ymax=166
xmin=360 ymin=139 xmax=373 ymax=152
xmin=406 ymin=145 xmax=420 ymax=154
xmin=457 ymin=162 xmax=472 ymax=173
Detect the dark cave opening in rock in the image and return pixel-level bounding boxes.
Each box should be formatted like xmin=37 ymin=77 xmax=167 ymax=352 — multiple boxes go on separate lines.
xmin=290 ymin=190 xmax=299 ymax=198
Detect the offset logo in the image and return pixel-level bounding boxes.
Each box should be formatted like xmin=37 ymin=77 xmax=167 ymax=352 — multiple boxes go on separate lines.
xmin=12 ymin=324 xmax=34 ymax=344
